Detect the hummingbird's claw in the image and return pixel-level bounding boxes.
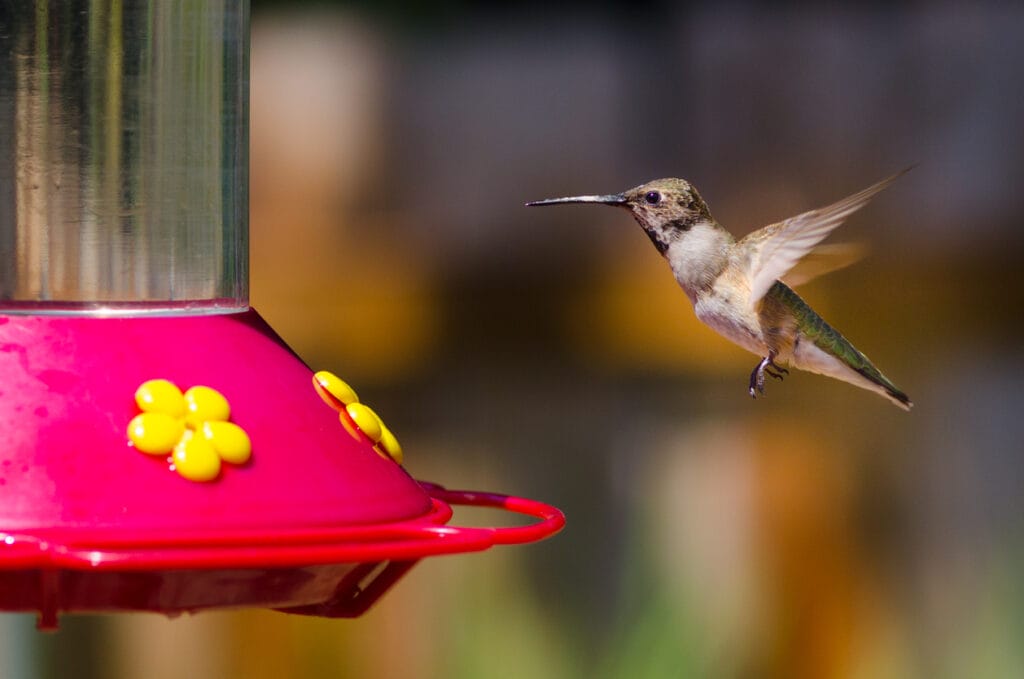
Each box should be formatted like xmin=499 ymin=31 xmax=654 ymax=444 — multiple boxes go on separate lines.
xmin=749 ymin=353 xmax=786 ymax=399
xmin=765 ymin=359 xmax=789 ymax=382
xmin=749 ymin=355 xmax=771 ymax=398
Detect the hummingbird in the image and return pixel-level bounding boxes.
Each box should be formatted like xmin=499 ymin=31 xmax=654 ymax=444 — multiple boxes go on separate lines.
xmin=527 ymin=171 xmax=912 ymax=410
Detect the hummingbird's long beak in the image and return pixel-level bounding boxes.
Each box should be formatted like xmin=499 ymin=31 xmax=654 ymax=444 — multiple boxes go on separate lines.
xmin=525 ymin=194 xmax=627 ymax=207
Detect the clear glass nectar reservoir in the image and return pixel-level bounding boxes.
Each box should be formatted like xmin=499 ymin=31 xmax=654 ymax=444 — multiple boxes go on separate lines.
xmin=0 ymin=2 xmax=249 ymax=315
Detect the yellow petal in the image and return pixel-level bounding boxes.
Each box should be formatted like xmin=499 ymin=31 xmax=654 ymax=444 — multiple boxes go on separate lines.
xmin=172 ymin=433 xmax=222 ymax=482
xmin=183 ymin=386 xmax=231 ymax=429
xmin=378 ymin=425 xmax=403 ymax=465
xmin=135 ymin=379 xmax=186 ymax=417
xmin=344 ymin=402 xmax=383 ymax=442
xmin=202 ymin=420 xmax=252 ymax=465
xmin=127 ymin=412 xmax=185 ymax=455
xmin=313 ymin=371 xmax=359 ymax=409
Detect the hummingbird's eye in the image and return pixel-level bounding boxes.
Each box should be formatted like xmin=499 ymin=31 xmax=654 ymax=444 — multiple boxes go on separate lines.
xmin=644 ymin=191 xmax=662 ymax=205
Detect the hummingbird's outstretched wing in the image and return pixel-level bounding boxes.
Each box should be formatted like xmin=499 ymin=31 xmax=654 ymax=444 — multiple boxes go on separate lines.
xmin=781 ymin=242 xmax=866 ymax=288
xmin=743 ymin=169 xmax=910 ymax=306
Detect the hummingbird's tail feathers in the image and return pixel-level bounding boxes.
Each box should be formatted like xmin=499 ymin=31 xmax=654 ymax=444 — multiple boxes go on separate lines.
xmin=773 ymin=282 xmax=913 ymax=410
xmin=808 ymin=328 xmax=913 ymax=411
xmin=878 ymin=379 xmax=913 ymax=410
xmin=793 ymin=336 xmax=913 ymax=410
xmin=853 ymin=365 xmax=913 ymax=411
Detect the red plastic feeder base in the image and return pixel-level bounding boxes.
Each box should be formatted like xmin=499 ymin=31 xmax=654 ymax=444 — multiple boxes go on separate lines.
xmin=0 ymin=311 xmax=564 ymax=627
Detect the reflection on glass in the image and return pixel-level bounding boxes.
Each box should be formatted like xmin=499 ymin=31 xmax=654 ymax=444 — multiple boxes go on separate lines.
xmin=0 ymin=1 xmax=249 ymax=315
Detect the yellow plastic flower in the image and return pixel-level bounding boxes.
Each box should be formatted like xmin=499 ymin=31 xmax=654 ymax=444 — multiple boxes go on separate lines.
xmin=312 ymin=371 xmax=404 ymax=465
xmin=127 ymin=379 xmax=251 ymax=481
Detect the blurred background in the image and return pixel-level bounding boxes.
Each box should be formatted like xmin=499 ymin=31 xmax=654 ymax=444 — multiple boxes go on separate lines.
xmin=7 ymin=1 xmax=1024 ymax=677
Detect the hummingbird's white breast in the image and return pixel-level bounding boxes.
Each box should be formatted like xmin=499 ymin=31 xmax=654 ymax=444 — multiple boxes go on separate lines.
xmin=692 ymin=282 xmax=768 ymax=358
xmin=664 ymin=221 xmax=733 ymax=303
xmin=663 ymin=221 xmax=772 ymax=357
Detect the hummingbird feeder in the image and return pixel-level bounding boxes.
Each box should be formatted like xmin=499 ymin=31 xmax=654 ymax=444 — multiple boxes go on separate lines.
xmin=0 ymin=3 xmax=563 ymax=629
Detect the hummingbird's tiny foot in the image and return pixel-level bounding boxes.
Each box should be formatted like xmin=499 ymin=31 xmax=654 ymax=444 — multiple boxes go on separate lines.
xmin=765 ymin=368 xmax=784 ymax=381
xmin=749 ymin=355 xmax=772 ymax=398
xmin=768 ymin=359 xmax=789 ymax=376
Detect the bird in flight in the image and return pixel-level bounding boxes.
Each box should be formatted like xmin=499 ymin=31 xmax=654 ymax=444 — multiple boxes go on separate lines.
xmin=527 ymin=170 xmax=912 ymax=410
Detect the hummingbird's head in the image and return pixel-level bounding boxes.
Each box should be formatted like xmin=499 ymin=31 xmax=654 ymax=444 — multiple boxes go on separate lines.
xmin=619 ymin=178 xmax=712 ymax=238
xmin=527 ymin=177 xmax=713 ymax=254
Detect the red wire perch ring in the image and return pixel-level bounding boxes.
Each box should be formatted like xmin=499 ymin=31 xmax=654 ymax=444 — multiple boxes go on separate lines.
xmin=420 ymin=483 xmax=567 ymax=546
